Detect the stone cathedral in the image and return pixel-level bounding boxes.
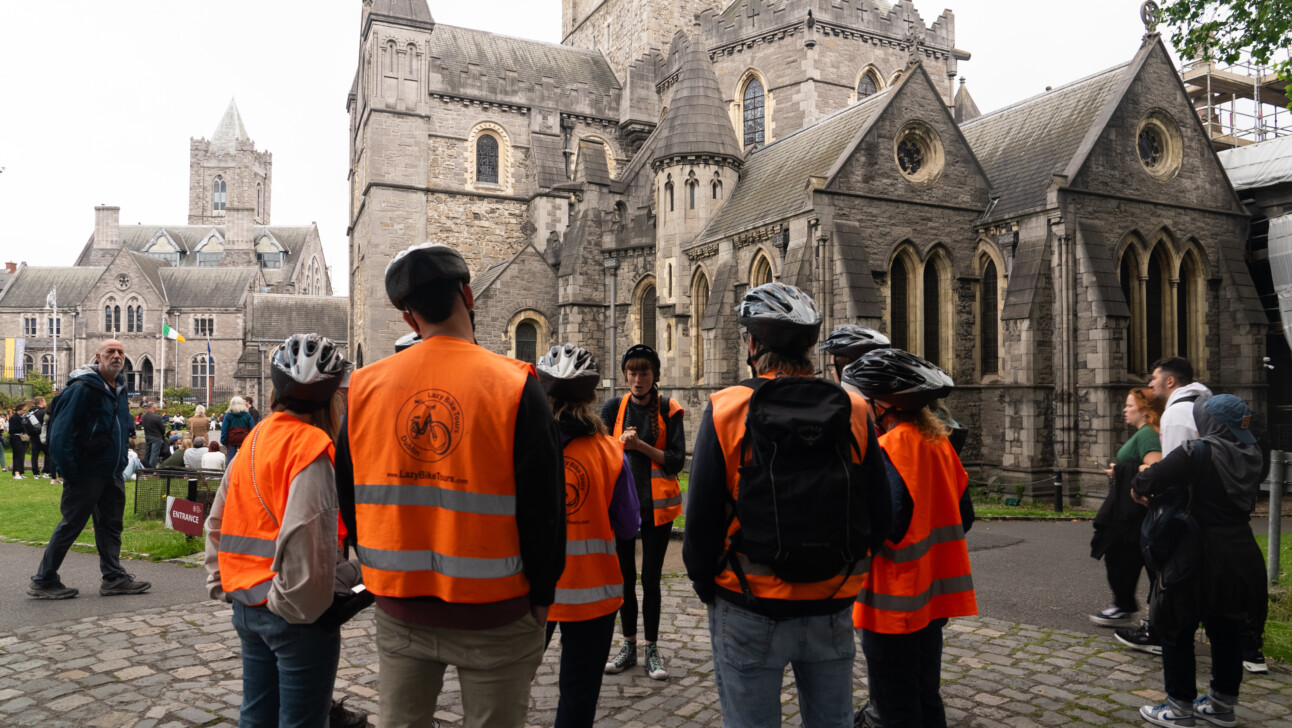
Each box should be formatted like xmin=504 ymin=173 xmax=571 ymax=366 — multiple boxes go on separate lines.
xmin=346 ymin=0 xmax=1267 ymax=496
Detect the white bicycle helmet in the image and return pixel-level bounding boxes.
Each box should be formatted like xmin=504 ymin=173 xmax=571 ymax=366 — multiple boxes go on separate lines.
xmin=537 ymin=344 xmax=600 ymax=402
xmin=270 ymin=334 xmax=351 ymax=411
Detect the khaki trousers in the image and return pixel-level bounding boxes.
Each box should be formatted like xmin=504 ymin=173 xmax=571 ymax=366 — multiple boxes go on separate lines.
xmin=376 ymin=607 xmax=545 ymax=728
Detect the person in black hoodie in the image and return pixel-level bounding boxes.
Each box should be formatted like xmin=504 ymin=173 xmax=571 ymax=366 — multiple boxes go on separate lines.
xmin=27 ymin=396 xmax=48 ymax=478
xmin=28 ymin=340 xmax=151 ymax=600
xmin=140 ymin=404 xmax=166 ymax=467
xmin=1132 ymin=394 xmax=1267 ymax=728
xmin=8 ymin=404 xmax=30 ymax=479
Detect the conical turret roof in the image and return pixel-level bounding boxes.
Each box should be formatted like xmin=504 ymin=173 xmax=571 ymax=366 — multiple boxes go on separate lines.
xmin=652 ymin=33 xmax=742 ymax=169
xmin=210 ymin=99 xmax=249 ymax=154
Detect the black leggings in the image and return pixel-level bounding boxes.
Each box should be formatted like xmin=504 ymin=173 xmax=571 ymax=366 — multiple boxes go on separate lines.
xmin=616 ymin=520 xmax=673 ymax=643
xmin=10 ymin=439 xmax=27 ymax=476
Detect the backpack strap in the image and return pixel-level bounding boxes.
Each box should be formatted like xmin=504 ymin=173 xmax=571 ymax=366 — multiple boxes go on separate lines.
xmin=722 ymin=378 xmax=767 ymax=605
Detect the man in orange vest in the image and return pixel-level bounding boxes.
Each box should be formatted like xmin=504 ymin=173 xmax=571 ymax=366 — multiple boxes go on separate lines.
xmin=334 ymin=242 xmax=566 ymax=728
xmin=683 ymin=283 xmax=892 ymax=728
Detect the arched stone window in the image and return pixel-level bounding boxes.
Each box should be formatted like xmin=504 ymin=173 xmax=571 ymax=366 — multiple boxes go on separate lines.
xmin=256 ymin=183 xmax=264 ymax=220
xmin=750 ymin=252 xmax=773 ymax=287
xmin=639 ymin=285 xmax=657 ymax=350
xmin=742 ymin=76 xmax=766 ymax=150
xmin=356 ymin=345 xmax=364 ymax=369
xmin=515 ymin=321 xmax=538 ymax=364
xmin=1120 ymin=248 xmax=1143 ymax=375
xmin=506 ymin=310 xmax=550 ymax=364
xmin=24 ymin=354 xmax=34 ymax=377
xmin=856 ymin=68 xmax=881 ymax=101
xmin=980 ymin=256 xmax=1000 ymax=377
xmin=688 ymin=175 xmax=698 ymax=210
xmin=1178 ymin=246 xmax=1207 ymax=369
xmin=476 ymin=134 xmax=499 ymax=185
xmin=127 ymin=305 xmax=135 ymax=333
xmin=113 ymin=305 xmax=121 ymax=333
xmin=923 ymin=261 xmax=942 ymax=366
xmin=41 ymin=354 xmax=54 ymax=377
xmin=692 ymin=270 xmax=710 ymax=383
xmin=665 ymin=179 xmax=674 ymax=214
xmin=191 ymin=354 xmax=214 ymax=389
xmin=123 ymin=358 xmax=137 ymax=394
xmin=712 ymin=174 xmax=723 ymax=200
xmin=212 ymin=176 xmax=226 ymax=212
xmin=1146 ymin=248 xmax=1168 ymax=366
xmin=104 ymin=300 xmax=114 ymax=332
xmin=889 ymin=255 xmax=912 ymax=351
xmin=141 ymin=358 xmax=154 ymax=393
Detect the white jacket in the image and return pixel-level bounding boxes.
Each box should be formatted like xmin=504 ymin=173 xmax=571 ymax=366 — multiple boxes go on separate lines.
xmin=1160 ymin=381 xmax=1212 ymax=454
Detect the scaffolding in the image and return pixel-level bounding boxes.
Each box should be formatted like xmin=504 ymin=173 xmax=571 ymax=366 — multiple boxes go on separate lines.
xmin=1182 ymin=58 xmax=1290 ymax=150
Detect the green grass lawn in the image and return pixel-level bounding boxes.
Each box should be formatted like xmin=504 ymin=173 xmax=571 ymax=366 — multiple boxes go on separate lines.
xmin=0 ymin=445 xmax=203 ymax=560
xmin=1254 ymin=533 xmax=1292 ymax=664
xmin=969 ymin=486 xmax=1096 ymax=519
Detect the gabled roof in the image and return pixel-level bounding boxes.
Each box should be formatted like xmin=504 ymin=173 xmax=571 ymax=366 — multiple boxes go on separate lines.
xmin=252 ymin=293 xmax=349 ymax=342
xmin=428 ymin=24 xmax=620 ymax=98
xmin=0 ymin=267 xmax=104 ymax=309
xmin=369 ymin=0 xmax=435 ymax=31
xmin=575 ymin=140 xmax=611 ymax=185
xmin=210 ymin=99 xmax=250 ymax=154
xmin=693 ymin=85 xmax=894 ymax=246
xmin=961 ymin=63 xmax=1129 ymax=221
xmin=652 ymin=32 xmax=742 ymax=167
xmin=473 ymin=242 xmax=557 ymax=296
xmin=160 ymin=268 xmax=259 ymax=308
xmin=125 ymin=251 xmax=167 ymax=301
xmin=77 ymin=224 xmax=319 ymax=283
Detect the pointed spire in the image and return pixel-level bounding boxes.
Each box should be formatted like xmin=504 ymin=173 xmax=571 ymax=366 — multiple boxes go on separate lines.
xmin=652 ymin=32 xmax=742 ymax=170
xmin=210 ymin=98 xmax=249 ymax=154
xmin=368 ymin=0 xmax=435 ymax=31
xmin=954 ymin=78 xmax=980 ymax=123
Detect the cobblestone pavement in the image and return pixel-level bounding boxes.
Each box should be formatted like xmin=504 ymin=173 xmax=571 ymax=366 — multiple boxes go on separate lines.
xmin=2 ymin=577 xmax=1291 ymax=727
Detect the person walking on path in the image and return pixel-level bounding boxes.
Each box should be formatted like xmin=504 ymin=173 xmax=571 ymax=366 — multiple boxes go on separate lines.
xmin=8 ymin=403 xmax=31 ymax=479
xmin=221 ymin=397 xmax=256 ymax=465
xmin=600 ymin=343 xmax=685 ymax=680
xmin=29 ymin=339 xmax=151 ymax=600
xmin=1090 ymin=387 xmax=1163 ymax=628
xmin=843 ymin=349 xmax=977 ymax=728
xmin=27 ymin=396 xmax=49 ymax=478
xmin=1115 ymin=357 xmax=1211 ymax=656
xmin=335 ymin=242 xmax=566 ymax=728
xmin=140 ymin=404 xmax=166 ymax=468
xmin=205 ymin=333 xmax=360 ymax=728
xmin=1132 ymin=394 xmax=1267 ymax=728
xmin=539 ymin=344 xmax=640 ymax=728
xmin=684 ymin=283 xmax=891 ymax=728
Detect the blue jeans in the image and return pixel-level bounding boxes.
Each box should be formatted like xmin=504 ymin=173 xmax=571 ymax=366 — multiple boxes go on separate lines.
xmin=232 ymin=603 xmax=341 ymax=728
xmin=33 ymin=475 xmax=127 ymax=587
xmin=707 ymin=598 xmax=855 ymax=728
xmin=226 ymin=444 xmax=240 ymax=466
xmin=860 ymin=619 xmax=949 ymax=728
xmin=144 ymin=438 xmax=163 ymax=468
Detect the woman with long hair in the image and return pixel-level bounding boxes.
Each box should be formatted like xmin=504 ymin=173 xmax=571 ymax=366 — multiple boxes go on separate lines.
xmin=843 ymin=349 xmax=976 ymax=728
xmin=204 ymin=334 xmax=362 ymax=727
xmin=599 ymin=344 xmax=684 ymax=680
xmin=1090 ymin=387 xmax=1164 ymax=627
xmin=189 ymin=404 xmax=211 ymax=443
xmin=538 ymin=344 xmax=639 ymax=727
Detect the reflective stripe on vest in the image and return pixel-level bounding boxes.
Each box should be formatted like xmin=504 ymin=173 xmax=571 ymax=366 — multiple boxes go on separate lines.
xmin=349 ymin=337 xmax=533 ymax=603
xmin=708 ymin=375 xmax=872 ymax=602
xmin=614 ymin=394 xmax=684 ymax=526
xmin=217 ymin=413 xmax=335 ymax=607
xmin=853 ymin=421 xmax=976 ymax=634
xmin=550 ymin=433 xmax=626 ymax=623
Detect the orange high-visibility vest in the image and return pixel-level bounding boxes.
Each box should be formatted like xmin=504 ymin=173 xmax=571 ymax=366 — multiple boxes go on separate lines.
xmin=348 ymin=336 xmax=533 ymax=602
xmin=613 ymin=394 xmax=684 ymax=525
xmin=550 ymin=433 xmax=625 ymax=622
xmin=853 ymin=420 xmax=976 ymax=634
xmin=708 ymin=374 xmax=872 ymax=601
xmin=218 ymin=412 xmax=335 ymax=607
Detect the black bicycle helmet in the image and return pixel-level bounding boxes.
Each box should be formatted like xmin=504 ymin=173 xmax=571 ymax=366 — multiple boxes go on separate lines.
xmin=736 ymin=282 xmax=823 ymax=354
xmin=270 ymin=334 xmax=351 ymax=412
xmin=394 ymin=331 xmax=422 ymax=353
xmin=621 ymin=343 xmax=661 ymax=376
xmin=819 ymin=325 xmax=891 ymax=359
xmin=537 ymin=344 xmax=601 ymax=403
xmin=841 ymin=348 xmax=953 ymax=412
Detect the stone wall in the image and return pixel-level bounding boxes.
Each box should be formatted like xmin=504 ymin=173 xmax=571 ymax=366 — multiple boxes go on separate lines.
xmin=563 ymin=0 xmax=725 ymax=83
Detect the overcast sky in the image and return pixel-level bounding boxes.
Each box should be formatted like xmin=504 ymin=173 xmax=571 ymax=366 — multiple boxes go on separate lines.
xmin=0 ymin=1 xmax=1178 ymax=295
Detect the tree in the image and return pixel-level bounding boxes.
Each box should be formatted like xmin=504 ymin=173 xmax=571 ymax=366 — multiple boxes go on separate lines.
xmin=164 ymin=386 xmax=193 ymax=403
xmin=1160 ymin=0 xmax=1292 ymax=110
xmin=24 ymin=373 xmax=54 ymax=399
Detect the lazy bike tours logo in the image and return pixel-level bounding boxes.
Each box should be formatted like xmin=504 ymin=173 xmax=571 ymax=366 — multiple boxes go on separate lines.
xmin=397 ymin=389 xmax=465 ymax=462
xmin=565 ymin=456 xmax=591 ymax=516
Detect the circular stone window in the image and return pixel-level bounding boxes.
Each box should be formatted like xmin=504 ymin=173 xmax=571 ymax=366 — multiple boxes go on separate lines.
xmin=894 ymin=121 xmax=944 ymax=187
xmin=1136 ymin=110 xmax=1183 ymax=181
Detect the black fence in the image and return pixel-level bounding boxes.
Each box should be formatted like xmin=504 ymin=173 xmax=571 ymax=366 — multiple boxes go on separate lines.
xmin=133 ymin=469 xmax=224 ymax=519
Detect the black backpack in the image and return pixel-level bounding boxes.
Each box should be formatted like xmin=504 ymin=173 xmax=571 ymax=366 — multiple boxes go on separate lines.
xmin=726 ymin=376 xmax=871 ymax=586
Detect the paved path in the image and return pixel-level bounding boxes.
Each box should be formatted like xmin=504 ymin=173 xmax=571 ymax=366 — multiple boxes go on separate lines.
xmin=2 ymin=522 xmax=1292 ymax=726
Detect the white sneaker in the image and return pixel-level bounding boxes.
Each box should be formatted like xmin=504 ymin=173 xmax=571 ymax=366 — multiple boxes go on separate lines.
xmin=13 ymin=474 xmax=24 ymax=480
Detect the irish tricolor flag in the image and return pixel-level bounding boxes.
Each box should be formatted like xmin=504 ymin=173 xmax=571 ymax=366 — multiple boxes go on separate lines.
xmin=162 ymin=322 xmax=186 ymax=342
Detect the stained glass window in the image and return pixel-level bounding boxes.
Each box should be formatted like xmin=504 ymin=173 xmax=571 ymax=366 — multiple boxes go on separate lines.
xmin=1138 ymin=128 xmax=1163 ymax=169
xmin=477 ymin=135 xmax=499 ymax=185
xmin=890 ymin=262 xmax=908 ymax=350
xmin=857 ymin=73 xmax=878 ymax=99
xmin=923 ymin=263 xmax=941 ymax=365
xmin=981 ymin=259 xmax=999 ymax=376
xmin=897 ymin=139 xmax=924 ymax=175
xmin=743 ymin=78 xmax=765 ymax=150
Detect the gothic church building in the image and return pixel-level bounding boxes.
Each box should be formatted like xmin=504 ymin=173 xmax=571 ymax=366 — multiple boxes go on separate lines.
xmin=347 ymin=0 xmax=1266 ymax=495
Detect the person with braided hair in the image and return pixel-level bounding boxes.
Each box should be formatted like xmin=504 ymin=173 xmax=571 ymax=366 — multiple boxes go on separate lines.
xmin=600 ymin=343 xmax=685 ymax=680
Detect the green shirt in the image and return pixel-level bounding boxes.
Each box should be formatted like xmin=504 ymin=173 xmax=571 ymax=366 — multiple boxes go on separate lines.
xmin=1117 ymin=424 xmax=1161 ymax=465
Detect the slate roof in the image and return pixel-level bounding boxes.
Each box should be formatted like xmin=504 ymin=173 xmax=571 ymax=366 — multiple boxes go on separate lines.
xmin=252 ymin=294 xmax=349 ymax=342
xmin=159 ymin=268 xmax=259 ymax=308
xmin=210 ymin=99 xmax=250 ymax=154
xmin=652 ymin=33 xmax=742 ymax=166
xmin=0 ymin=267 xmax=104 ymax=309
xmin=1001 ymin=235 xmax=1047 ymax=321
xmin=369 ymin=0 xmax=435 ymax=30
xmin=1076 ymin=221 xmax=1129 ymax=318
xmin=576 ymin=140 xmax=611 ymax=185
xmin=700 ymin=258 xmax=735 ymax=331
xmin=472 ymin=260 xmax=510 ymax=293
xmin=693 ymin=87 xmax=892 ymax=246
xmin=834 ymin=222 xmax=882 ymax=319
xmin=531 ymin=133 xmax=567 ymax=188
xmin=428 ymin=24 xmax=620 ymax=98
xmin=128 ymin=251 xmax=167 ymax=301
xmin=76 ymin=224 xmax=318 ymax=283
xmin=953 ymin=81 xmax=981 ymax=123
xmin=961 ymin=63 xmax=1129 ymax=221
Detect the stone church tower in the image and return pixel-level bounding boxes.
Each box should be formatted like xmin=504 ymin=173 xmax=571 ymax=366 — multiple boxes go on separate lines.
xmin=188 ymin=99 xmax=273 ymax=227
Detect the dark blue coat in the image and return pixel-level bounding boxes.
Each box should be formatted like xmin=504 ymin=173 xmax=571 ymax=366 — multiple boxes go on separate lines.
xmin=48 ymin=364 xmax=131 ymax=482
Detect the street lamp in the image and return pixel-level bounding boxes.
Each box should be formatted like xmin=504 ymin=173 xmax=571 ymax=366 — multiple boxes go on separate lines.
xmin=44 ymin=288 xmax=57 ymax=389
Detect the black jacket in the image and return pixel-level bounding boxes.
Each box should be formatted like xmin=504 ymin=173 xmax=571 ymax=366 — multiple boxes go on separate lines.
xmin=48 ymin=364 xmax=132 ymax=482
xmin=141 ymin=412 xmax=167 ymax=441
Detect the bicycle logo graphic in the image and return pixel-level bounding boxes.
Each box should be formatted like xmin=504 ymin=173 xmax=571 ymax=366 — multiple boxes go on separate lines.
xmin=565 ymin=456 xmax=590 ymax=516
xmin=396 ymin=389 xmax=465 ymax=462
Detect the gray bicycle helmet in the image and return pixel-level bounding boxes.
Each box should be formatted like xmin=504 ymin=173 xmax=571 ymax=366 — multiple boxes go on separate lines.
xmin=270 ymin=334 xmax=351 ymax=412
xmin=819 ymin=325 xmax=891 ymax=358
xmin=736 ymin=282 xmax=823 ymax=355
xmin=394 ymin=331 xmax=422 ymax=353
xmin=841 ymin=348 xmax=953 ymax=412
xmin=537 ymin=344 xmax=601 ymax=403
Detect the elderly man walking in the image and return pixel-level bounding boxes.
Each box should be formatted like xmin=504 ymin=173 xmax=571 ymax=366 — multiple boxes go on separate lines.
xmin=28 ymin=340 xmax=151 ymax=599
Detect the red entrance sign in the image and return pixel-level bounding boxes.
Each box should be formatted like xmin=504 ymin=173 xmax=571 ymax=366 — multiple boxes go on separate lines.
xmin=165 ymin=497 xmax=204 ymax=537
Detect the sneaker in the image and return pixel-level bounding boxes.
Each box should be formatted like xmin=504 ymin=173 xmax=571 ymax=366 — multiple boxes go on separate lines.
xmin=13 ymin=473 xmax=23 ymax=480
xmin=1242 ymin=650 xmax=1268 ymax=674
xmin=604 ymin=641 xmax=637 ymax=674
xmin=328 ymin=697 xmax=368 ymax=728
xmin=100 ymin=574 xmax=151 ymax=596
xmin=644 ymin=643 xmax=667 ymax=680
xmin=1115 ymin=621 xmax=1163 ymax=655
xmin=1141 ymin=698 xmax=1196 ymax=727
xmin=854 ymin=700 xmax=881 ymax=728
xmin=1089 ymin=605 xmax=1136 ymax=627
xmin=26 ymin=582 xmax=78 ymax=600
xmin=1193 ymin=694 xmax=1236 ymax=727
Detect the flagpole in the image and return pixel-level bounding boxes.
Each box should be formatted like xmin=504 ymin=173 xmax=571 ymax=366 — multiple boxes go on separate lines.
xmin=206 ymin=334 xmax=212 ymax=407
xmin=173 ymin=313 xmax=179 ymax=401
xmin=159 ymin=326 xmax=165 ymax=407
